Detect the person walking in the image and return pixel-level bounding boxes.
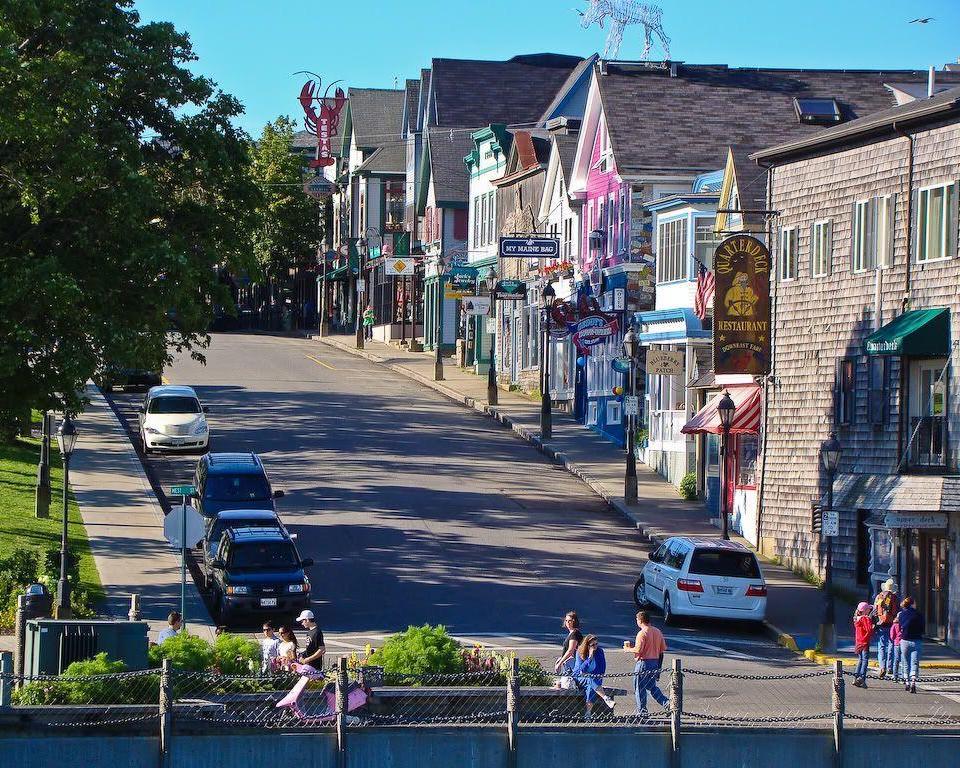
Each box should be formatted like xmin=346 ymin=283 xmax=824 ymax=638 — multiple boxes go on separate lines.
xmin=554 ymin=611 xmax=583 ymax=688
xmin=259 ymin=621 xmax=280 ymax=673
xmin=156 ymin=611 xmax=182 ymax=644
xmin=277 ymin=626 xmax=299 ymax=670
xmin=297 ymin=609 xmax=326 ymax=671
xmin=572 ymin=634 xmax=616 ymax=718
xmin=623 ymin=610 xmax=668 ymax=716
xmin=890 ymin=618 xmax=904 ymax=684
xmin=872 ymin=578 xmax=900 ymax=679
xmin=853 ymin=601 xmax=873 ymax=688
xmin=897 ymin=597 xmax=925 ymax=693
xmin=363 ymin=304 xmax=375 ymax=340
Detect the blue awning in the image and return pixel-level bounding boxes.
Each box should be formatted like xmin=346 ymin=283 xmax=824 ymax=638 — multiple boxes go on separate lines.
xmin=636 ymin=308 xmax=710 ymax=344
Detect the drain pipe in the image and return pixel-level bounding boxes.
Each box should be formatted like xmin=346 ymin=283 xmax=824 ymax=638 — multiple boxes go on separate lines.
xmin=892 ymin=121 xmax=915 ymax=469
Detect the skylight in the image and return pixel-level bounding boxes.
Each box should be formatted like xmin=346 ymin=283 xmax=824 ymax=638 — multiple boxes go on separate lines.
xmin=794 ymin=98 xmax=842 ymax=125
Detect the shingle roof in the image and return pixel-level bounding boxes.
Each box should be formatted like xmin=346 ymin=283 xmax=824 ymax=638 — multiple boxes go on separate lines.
xmin=428 ymin=53 xmax=583 ymax=128
xmin=554 ymin=133 xmax=580 ymax=183
xmin=426 ymin=127 xmax=476 ymax=204
xmin=356 ymin=142 xmax=406 ymax=175
xmin=417 ymin=68 xmax=432 ymax=131
xmin=291 ymin=129 xmax=316 ymax=149
xmin=753 ymin=84 xmax=960 ymax=162
xmin=597 ymin=63 xmax=960 ymax=176
xmin=348 ymin=88 xmax=405 ymax=149
xmin=404 ymin=79 xmax=421 ymax=133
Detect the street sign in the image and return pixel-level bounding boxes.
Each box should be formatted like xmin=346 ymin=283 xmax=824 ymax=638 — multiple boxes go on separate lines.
xmin=623 ymin=396 xmax=639 ymax=416
xmin=822 ymin=510 xmax=840 ymax=538
xmin=462 ymin=296 xmax=491 ymax=316
xmin=357 ymin=279 xmax=366 ymax=293
xmin=485 ymin=317 xmax=497 ymax=334
xmin=499 ymin=236 xmax=560 ymax=259
xmin=163 ymin=504 xmax=205 ymax=550
xmin=303 ymin=176 xmax=335 ymax=199
xmin=385 ymin=257 xmax=412 ymax=276
xmin=494 ymin=279 xmax=526 ymax=301
xmin=169 ymin=484 xmax=196 ymax=497
xmin=646 ymin=349 xmax=684 ymax=376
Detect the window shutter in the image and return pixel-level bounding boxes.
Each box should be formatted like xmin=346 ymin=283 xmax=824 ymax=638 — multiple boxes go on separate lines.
xmin=887 ymin=193 xmax=897 ymax=267
xmin=850 ymin=201 xmax=858 ymax=270
xmin=833 ymin=358 xmax=842 ymax=426
xmin=825 ymin=221 xmax=833 ymax=275
xmin=911 ymin=190 xmax=920 ymax=262
xmin=809 ymin=223 xmax=816 ymax=276
xmin=949 ymin=181 xmax=960 ymax=259
xmin=453 ymin=209 xmax=467 ymax=241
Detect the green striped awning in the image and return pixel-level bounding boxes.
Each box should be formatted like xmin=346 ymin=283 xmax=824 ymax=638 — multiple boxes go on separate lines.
xmin=864 ymin=308 xmax=949 ymax=356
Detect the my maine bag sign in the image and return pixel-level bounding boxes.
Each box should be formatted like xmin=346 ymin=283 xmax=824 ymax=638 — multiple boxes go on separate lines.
xmin=713 ymin=235 xmax=771 ymax=375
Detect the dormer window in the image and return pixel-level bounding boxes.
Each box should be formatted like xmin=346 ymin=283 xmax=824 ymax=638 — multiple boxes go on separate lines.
xmin=794 ymin=98 xmax=842 ymax=125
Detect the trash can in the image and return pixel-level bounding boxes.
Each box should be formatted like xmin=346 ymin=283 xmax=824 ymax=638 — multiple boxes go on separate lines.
xmin=21 ymin=584 xmax=53 ymax=620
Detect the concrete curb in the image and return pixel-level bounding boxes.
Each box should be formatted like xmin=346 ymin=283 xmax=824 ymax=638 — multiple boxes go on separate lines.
xmin=801 ymin=649 xmax=960 ymax=670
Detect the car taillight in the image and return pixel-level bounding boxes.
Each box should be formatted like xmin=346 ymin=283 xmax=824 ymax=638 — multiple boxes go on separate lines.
xmin=745 ymin=585 xmax=767 ymax=597
xmin=677 ymin=578 xmax=703 ymax=593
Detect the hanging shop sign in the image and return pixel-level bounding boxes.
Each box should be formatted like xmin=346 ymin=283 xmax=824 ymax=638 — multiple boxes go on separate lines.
xmin=569 ymin=310 xmax=620 ymax=354
xmin=385 ymin=257 xmax=413 ymax=276
xmin=462 ymin=296 xmax=491 ymax=316
xmin=298 ymin=76 xmax=346 ymax=169
xmin=498 ymin=237 xmax=560 ymax=259
xmin=883 ymin=512 xmax=948 ymax=529
xmin=713 ymin=235 xmax=771 ymax=375
xmin=303 ymin=176 xmax=335 ymax=199
xmin=611 ymin=357 xmax=632 ymax=374
xmin=494 ymin=279 xmax=527 ymax=301
xmin=444 ymin=266 xmax=478 ymax=300
xmin=646 ymin=349 xmax=684 ymax=376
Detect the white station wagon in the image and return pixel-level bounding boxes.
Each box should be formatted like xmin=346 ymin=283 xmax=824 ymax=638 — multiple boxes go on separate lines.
xmin=138 ymin=384 xmax=210 ymax=454
xmin=634 ymin=537 xmax=767 ymax=623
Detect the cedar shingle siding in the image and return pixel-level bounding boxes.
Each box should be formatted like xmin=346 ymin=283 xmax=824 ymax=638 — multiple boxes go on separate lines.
xmin=763 ymin=118 xmax=960 ymax=580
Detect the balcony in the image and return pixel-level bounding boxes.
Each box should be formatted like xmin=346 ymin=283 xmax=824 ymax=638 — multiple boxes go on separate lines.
xmin=908 ymin=415 xmax=947 ymax=471
xmin=650 ymin=409 xmax=687 ymax=447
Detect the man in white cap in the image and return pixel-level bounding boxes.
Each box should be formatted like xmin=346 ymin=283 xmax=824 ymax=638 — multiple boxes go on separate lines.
xmin=872 ymin=578 xmax=900 ymax=679
xmin=296 ymin=609 xmax=325 ymax=668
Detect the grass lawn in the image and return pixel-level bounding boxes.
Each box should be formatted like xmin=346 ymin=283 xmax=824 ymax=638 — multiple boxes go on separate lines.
xmin=0 ymin=432 xmax=104 ymax=611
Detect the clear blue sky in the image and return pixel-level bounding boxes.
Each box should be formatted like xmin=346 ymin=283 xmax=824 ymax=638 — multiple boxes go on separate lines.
xmin=135 ymin=0 xmax=960 ymax=137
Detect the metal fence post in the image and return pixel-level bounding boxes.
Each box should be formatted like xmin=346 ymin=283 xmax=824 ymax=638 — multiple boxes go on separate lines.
xmin=832 ymin=659 xmax=844 ymax=757
xmin=0 ymin=651 xmax=12 ymax=707
xmin=159 ymin=658 xmax=172 ymax=767
xmin=670 ymin=658 xmax=683 ymax=755
xmin=128 ymin=593 xmax=141 ymax=622
xmin=14 ymin=595 xmax=26 ymax=689
xmin=336 ymin=656 xmax=348 ymax=768
xmin=506 ymin=655 xmax=519 ymax=765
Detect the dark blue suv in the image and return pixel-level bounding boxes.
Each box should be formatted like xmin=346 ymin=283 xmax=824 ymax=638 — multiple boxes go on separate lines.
xmin=209 ymin=526 xmax=312 ymax=624
xmin=192 ymin=453 xmax=284 ymax=519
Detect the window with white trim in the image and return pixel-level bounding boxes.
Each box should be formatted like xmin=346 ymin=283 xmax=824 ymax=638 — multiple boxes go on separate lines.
xmin=563 ymin=217 xmax=573 ymax=259
xmin=917 ymin=182 xmax=957 ymax=263
xmin=606 ymin=400 xmax=622 ymax=425
xmin=608 ymin=193 xmax=616 ymax=258
xmin=619 ymin=194 xmax=628 ymax=251
xmin=694 ymin=217 xmax=718 ymax=270
xmin=852 ymin=200 xmax=874 ymax=272
xmin=480 ymin=195 xmax=488 ymax=247
xmin=657 ymin=217 xmax=688 ymax=283
xmin=876 ymin=195 xmax=895 ymax=268
xmin=810 ymin=220 xmax=832 ymax=277
xmin=487 ymin=191 xmax=496 ymax=244
xmin=779 ymin=227 xmax=798 ymax=281
xmin=473 ymin=196 xmax=481 ymax=248
xmin=586 ymin=401 xmax=599 ymax=426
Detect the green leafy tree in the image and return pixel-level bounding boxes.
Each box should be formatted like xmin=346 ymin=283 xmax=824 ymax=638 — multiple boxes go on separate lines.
xmin=0 ymin=0 xmax=259 ymax=435
xmin=248 ymin=116 xmax=320 ymax=295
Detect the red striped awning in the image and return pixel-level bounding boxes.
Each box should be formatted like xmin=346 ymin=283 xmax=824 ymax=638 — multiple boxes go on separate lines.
xmin=681 ymin=384 xmax=761 ymax=436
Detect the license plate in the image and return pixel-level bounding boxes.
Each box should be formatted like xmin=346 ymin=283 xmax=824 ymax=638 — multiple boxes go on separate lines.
xmin=260 ymin=598 xmax=277 ymax=607
xmin=714 ymin=586 xmax=734 ymax=596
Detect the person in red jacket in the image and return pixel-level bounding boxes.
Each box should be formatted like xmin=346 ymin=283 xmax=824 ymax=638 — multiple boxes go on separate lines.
xmin=853 ymin=601 xmax=874 ymax=688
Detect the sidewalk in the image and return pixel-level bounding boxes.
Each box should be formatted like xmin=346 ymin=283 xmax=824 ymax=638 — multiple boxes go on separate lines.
xmin=316 ymin=334 xmax=960 ymax=665
xmin=67 ymin=384 xmax=214 ymax=640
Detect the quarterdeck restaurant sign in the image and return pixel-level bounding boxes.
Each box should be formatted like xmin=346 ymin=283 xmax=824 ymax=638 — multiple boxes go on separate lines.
xmin=713 ymin=235 xmax=771 ymax=375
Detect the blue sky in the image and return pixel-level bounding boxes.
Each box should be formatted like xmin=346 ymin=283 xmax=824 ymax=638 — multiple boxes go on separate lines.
xmin=135 ymin=0 xmax=960 ymax=137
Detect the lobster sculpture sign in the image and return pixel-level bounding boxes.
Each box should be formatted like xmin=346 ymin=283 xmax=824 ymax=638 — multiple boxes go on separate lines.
xmin=297 ymin=73 xmax=346 ymax=169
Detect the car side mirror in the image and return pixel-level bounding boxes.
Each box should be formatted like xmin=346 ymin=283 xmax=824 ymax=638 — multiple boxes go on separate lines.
xmin=300 ymin=558 xmax=314 ymax=568
xmin=211 ymin=559 xmax=225 ymax=569
xmin=202 ymin=406 xmax=210 ymax=413
xmin=288 ymin=533 xmax=298 ymax=541
xmin=273 ymin=490 xmax=285 ymax=499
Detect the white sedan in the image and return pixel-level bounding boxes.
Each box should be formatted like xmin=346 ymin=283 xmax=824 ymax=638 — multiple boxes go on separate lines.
xmin=138 ymin=384 xmax=210 ymax=454
xmin=634 ymin=537 xmax=767 ymax=623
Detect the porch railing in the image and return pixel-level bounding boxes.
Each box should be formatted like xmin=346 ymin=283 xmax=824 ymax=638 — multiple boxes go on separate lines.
xmin=650 ymin=409 xmax=687 ymax=445
xmin=909 ymin=415 xmax=946 ymax=469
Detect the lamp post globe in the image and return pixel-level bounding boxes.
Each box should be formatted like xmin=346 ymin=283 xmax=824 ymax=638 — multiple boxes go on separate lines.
xmin=540 ymin=281 xmax=556 ymax=440
xmin=717 ymin=391 xmax=735 ymax=540
xmin=485 ymin=267 xmax=499 ymax=406
xmin=820 ymin=432 xmax=841 ymax=474
xmin=622 ymin=327 xmax=638 ymax=360
xmin=55 ymin=415 xmax=78 ymax=619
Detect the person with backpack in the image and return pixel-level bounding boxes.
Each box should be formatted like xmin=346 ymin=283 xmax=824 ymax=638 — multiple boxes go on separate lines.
xmin=872 ymin=578 xmax=900 ymax=679
xmin=852 ymin=602 xmax=873 ymax=688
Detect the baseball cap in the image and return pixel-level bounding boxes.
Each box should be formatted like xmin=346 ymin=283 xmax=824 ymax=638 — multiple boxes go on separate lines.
xmin=296 ymin=610 xmax=315 ymax=622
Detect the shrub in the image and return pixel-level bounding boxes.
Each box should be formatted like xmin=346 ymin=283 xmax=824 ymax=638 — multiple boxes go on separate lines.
xmin=679 ymin=471 xmax=698 ymax=500
xmin=517 ymin=656 xmax=550 ymax=686
xmin=368 ymin=625 xmax=466 ymax=677
xmin=148 ymin=632 xmax=215 ymax=671
xmin=213 ymin=632 xmax=261 ymax=675
xmin=14 ymin=652 xmax=157 ymax=705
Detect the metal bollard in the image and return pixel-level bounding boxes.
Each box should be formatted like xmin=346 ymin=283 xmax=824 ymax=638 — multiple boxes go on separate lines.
xmin=832 ymin=659 xmax=844 ymax=756
xmin=336 ymin=656 xmax=348 ymax=767
xmin=669 ymin=658 xmax=683 ymax=754
xmin=0 ymin=651 xmax=12 ymax=707
xmin=128 ymin=593 xmax=141 ymax=622
xmin=159 ymin=659 xmax=172 ymax=765
xmin=14 ymin=595 xmax=26 ymax=689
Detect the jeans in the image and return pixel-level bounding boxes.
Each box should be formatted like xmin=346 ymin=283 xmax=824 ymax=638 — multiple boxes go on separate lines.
xmin=855 ymin=648 xmax=869 ymax=679
xmin=634 ymin=659 xmax=668 ymax=713
xmin=900 ymin=640 xmax=921 ymax=682
xmin=893 ymin=643 xmax=902 ymax=679
xmin=876 ymin=626 xmax=894 ymax=673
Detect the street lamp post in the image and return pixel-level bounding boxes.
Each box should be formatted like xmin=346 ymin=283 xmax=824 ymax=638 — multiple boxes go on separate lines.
xmin=54 ymin=415 xmax=78 ymax=619
xmin=540 ymin=282 xmax=556 ymax=440
xmin=717 ymin=391 xmax=736 ymax=540
xmin=485 ymin=268 xmax=499 ymax=405
xmin=622 ymin=328 xmax=639 ymax=503
xmin=356 ymin=237 xmax=367 ymax=350
xmin=819 ymin=432 xmax=842 ymax=653
xmin=434 ymin=274 xmax=444 ymax=381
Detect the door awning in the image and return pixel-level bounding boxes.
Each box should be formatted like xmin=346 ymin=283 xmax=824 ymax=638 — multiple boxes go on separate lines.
xmin=864 ymin=308 xmax=949 ymax=356
xmin=681 ymin=384 xmax=761 ymax=435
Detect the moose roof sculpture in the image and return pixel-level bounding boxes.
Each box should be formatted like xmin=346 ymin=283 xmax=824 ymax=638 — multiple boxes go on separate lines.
xmin=575 ymin=0 xmax=671 ymax=61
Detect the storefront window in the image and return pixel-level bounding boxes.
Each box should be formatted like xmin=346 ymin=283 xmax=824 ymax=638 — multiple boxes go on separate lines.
xmin=736 ymin=434 xmax=758 ymax=487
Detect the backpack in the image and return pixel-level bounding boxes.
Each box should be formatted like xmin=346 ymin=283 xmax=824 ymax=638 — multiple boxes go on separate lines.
xmin=874 ymin=591 xmax=899 ymax=626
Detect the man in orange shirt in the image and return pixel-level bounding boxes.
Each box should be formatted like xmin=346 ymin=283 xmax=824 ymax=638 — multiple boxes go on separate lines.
xmin=623 ymin=610 xmax=669 ymax=716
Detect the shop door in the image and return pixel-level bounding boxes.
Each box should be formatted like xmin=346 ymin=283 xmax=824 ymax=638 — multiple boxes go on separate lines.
xmin=923 ymin=533 xmax=949 ymax=641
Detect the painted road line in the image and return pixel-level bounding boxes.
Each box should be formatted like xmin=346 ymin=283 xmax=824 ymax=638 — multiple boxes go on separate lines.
xmin=304 ymin=353 xmax=336 ymax=370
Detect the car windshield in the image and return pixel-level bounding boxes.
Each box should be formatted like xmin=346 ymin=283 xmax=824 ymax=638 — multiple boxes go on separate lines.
xmin=204 ymin=475 xmax=271 ymax=502
xmin=208 ymin=518 xmax=276 ymax=548
xmin=149 ymin=396 xmax=201 ymax=414
xmin=229 ymin=542 xmax=298 ymax=570
xmin=688 ymin=550 xmax=761 ymax=579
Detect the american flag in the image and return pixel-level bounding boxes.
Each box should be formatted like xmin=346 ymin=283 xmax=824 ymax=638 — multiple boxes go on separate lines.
xmin=694 ymin=264 xmax=715 ymax=321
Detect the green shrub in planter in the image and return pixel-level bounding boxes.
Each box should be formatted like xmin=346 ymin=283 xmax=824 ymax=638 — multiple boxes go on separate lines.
xmin=148 ymin=632 xmax=215 ymax=671
xmin=517 ymin=656 xmax=550 ymax=686
xmin=679 ymin=472 xmax=698 ymax=500
xmin=369 ymin=625 xmax=466 ymax=677
xmin=14 ymin=653 xmax=158 ymax=705
xmin=213 ymin=632 xmax=261 ymax=675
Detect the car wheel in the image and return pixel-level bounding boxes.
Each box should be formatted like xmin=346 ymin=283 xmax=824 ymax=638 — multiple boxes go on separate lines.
xmin=633 ymin=576 xmax=650 ymax=609
xmin=663 ymin=592 xmax=674 ymax=625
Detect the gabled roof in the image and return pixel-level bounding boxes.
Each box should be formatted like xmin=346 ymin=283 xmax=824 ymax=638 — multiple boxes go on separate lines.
xmin=424 ymin=127 xmax=476 ymax=206
xmin=291 ymin=130 xmax=317 ymax=149
xmin=403 ymin=78 xmax=420 ymax=135
xmin=592 ymin=63 xmax=960 ymax=176
xmin=753 ymin=84 xmax=960 ymax=162
xmin=493 ymin=130 xmax=551 ymax=187
xmin=427 ymin=53 xmax=583 ymax=127
xmin=356 ymin=142 xmax=406 ymax=175
xmin=554 ymin=133 xmax=580 ymax=184
xmin=417 ymin=68 xmax=432 ymax=132
xmin=347 ymin=88 xmax=405 ymax=149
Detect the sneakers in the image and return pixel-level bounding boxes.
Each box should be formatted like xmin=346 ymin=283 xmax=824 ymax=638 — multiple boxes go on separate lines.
xmin=905 ymin=681 xmax=911 ymax=692
xmin=910 ymin=681 xmax=917 ymax=694
xmin=853 ymin=677 xmax=868 ymax=688
xmin=878 ymin=669 xmax=887 ymax=680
